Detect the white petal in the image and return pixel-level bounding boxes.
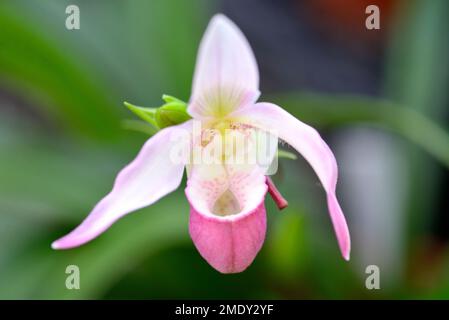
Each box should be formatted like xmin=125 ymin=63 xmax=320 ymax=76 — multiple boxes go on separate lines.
xmin=233 ymin=103 xmax=351 ymax=260
xmin=52 ymin=121 xmax=192 ymax=249
xmin=189 ymin=14 xmax=260 ymax=118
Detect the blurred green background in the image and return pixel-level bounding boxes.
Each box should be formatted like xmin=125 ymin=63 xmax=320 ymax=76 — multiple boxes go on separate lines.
xmin=1 ymin=0 xmax=449 ymax=299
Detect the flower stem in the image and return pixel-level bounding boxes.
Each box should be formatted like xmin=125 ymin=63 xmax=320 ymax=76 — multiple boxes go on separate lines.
xmin=266 ymin=177 xmax=288 ymax=210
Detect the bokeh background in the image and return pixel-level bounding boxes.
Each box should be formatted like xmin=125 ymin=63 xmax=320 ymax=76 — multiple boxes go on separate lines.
xmin=1 ymin=0 xmax=449 ymax=299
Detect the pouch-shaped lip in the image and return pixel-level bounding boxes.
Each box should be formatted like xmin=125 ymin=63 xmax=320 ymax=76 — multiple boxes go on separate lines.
xmin=188 ymin=198 xmax=267 ymax=274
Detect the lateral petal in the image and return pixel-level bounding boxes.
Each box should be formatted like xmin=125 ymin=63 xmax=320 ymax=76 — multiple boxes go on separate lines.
xmin=52 ymin=121 xmax=192 ymax=249
xmin=233 ymin=103 xmax=351 ymax=260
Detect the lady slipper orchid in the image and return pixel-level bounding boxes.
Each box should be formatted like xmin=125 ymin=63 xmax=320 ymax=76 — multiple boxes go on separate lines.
xmin=52 ymin=14 xmax=350 ymax=273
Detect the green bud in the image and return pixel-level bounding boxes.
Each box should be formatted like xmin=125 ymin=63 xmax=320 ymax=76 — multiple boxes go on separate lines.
xmin=124 ymin=101 xmax=159 ymax=129
xmin=124 ymin=95 xmax=191 ymax=132
xmin=161 ymin=94 xmax=185 ymax=104
xmin=155 ymin=101 xmax=191 ymax=129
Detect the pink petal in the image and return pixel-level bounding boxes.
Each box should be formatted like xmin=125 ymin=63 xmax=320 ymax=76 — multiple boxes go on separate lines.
xmin=185 ymin=163 xmax=268 ymax=273
xmin=189 ymin=14 xmax=260 ymax=118
xmin=188 ymin=200 xmax=266 ymax=274
xmin=233 ymin=103 xmax=351 ymax=260
xmin=52 ymin=121 xmax=192 ymax=249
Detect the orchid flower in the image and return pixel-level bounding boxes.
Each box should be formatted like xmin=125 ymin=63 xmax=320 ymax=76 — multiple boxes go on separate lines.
xmin=52 ymin=14 xmax=350 ymax=273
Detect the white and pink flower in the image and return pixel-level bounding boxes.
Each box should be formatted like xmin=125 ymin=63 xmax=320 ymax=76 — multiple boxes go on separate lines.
xmin=52 ymin=14 xmax=350 ymax=273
